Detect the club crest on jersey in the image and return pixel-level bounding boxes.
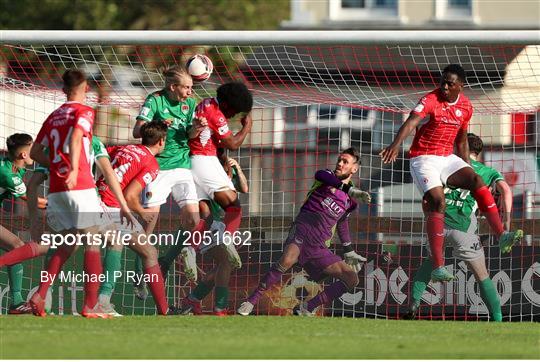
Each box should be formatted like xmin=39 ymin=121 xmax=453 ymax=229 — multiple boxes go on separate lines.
xmin=181 ymin=104 xmax=189 ymax=114
xmin=455 ymin=109 xmax=462 ymax=117
xmin=218 ymin=123 xmax=229 ymax=136
xmin=329 ymin=187 xmax=336 ymax=194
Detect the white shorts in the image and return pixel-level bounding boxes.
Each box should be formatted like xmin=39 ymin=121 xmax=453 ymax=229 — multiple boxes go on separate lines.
xmin=47 ymin=189 xmax=105 ymax=232
xmin=199 ymin=220 xmax=226 ymax=254
xmin=410 ymin=154 xmax=470 ymax=194
xmin=142 ymin=168 xmax=198 ymax=208
xmin=426 ymin=228 xmax=484 ymax=262
xmin=102 ymin=205 xmax=144 ymax=236
xmin=191 ymin=155 xmax=235 ymax=200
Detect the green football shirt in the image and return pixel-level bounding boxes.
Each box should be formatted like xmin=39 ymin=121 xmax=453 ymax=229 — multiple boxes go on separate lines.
xmin=444 ymin=159 xmax=504 ymax=233
xmin=0 ymin=157 xmax=27 ymax=203
xmin=137 ymin=90 xmax=195 ymax=170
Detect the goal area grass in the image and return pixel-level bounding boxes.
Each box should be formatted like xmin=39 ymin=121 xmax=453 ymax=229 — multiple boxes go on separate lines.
xmin=1 ymin=315 xmax=538 ymax=359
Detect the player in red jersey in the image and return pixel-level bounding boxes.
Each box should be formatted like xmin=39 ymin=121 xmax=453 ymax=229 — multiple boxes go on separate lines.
xmin=380 ymin=64 xmax=523 ymax=282
xmin=188 ymin=82 xmax=252 ymax=235
xmin=92 ymin=121 xmax=175 ymax=316
xmin=28 ymin=69 xmax=131 ymax=317
xmin=183 ymin=82 xmax=252 ymax=315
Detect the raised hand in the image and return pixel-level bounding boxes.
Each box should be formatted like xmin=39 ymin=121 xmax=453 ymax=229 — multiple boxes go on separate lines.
xmin=379 ymin=144 xmax=400 ymax=164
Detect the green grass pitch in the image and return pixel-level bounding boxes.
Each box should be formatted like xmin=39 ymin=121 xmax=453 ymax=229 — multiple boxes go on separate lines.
xmin=1 ymin=316 xmax=538 ymax=359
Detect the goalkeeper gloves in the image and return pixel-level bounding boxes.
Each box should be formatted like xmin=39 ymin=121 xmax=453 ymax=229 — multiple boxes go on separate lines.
xmin=339 ymin=183 xmax=371 ymax=204
xmin=347 ymin=187 xmax=371 ymax=204
xmin=343 ymin=250 xmax=367 ymax=273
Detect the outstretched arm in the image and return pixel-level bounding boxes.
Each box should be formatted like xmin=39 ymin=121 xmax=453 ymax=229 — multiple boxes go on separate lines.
xmin=379 ymin=113 xmax=423 ymax=164
xmin=337 ymin=217 xmax=366 ymax=273
xmin=495 ymin=179 xmax=513 ymax=231
xmin=229 ymin=158 xmax=249 ymax=193
xmin=314 ymin=169 xmax=371 ymax=203
xmin=219 ymin=113 xmax=253 ymax=151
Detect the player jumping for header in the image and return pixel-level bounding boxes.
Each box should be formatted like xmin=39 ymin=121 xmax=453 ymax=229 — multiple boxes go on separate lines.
xmin=173 ymin=82 xmax=253 ymax=315
xmin=404 ymin=133 xmax=514 ymax=322
xmin=132 ymin=66 xmax=199 ymax=284
xmin=238 ymin=148 xmax=371 ymax=316
xmin=379 ymin=64 xmax=523 ymax=282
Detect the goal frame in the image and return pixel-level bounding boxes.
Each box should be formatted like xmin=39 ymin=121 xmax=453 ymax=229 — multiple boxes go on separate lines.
xmin=1 ymin=30 xmax=539 ymax=45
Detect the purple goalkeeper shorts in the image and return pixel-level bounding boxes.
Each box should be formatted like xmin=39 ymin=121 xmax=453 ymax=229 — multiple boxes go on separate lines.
xmin=285 ymin=222 xmax=342 ymax=282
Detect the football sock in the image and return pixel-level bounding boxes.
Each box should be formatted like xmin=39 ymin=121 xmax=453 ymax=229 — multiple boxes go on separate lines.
xmin=473 ymin=186 xmax=504 ymax=237
xmin=426 ymin=212 xmax=445 ymax=269
xmin=247 ymin=262 xmax=287 ymax=305
xmin=223 ymin=206 xmax=242 ymax=234
xmin=0 ymin=242 xmax=40 ymax=268
xmin=159 ymin=229 xmax=186 ymax=269
xmin=191 ymin=280 xmax=213 ymax=301
xmin=478 ymin=277 xmax=502 ymax=322
xmin=38 ymin=247 xmax=71 ymax=299
xmin=8 ymin=263 xmax=24 ymax=305
xmin=306 ymin=280 xmax=348 ymax=312
xmin=44 ymin=247 xmax=55 ymax=265
xmin=215 ymin=286 xmax=229 ymax=310
xmin=83 ymin=249 xmax=102 ymax=309
xmin=98 ymin=249 xmax=122 ymax=298
xmin=411 ymin=259 xmax=433 ymax=306
xmin=144 ymin=264 xmax=168 ymax=315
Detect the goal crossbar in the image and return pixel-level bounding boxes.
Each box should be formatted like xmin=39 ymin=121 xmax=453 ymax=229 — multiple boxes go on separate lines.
xmin=1 ymin=30 xmax=539 ymax=45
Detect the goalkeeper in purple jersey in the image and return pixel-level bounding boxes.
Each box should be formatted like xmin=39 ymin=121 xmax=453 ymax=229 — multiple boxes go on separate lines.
xmin=237 ymin=148 xmax=371 ymax=316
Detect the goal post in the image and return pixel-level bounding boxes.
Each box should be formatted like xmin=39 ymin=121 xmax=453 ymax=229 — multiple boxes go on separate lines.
xmin=0 ymin=31 xmax=538 ymax=321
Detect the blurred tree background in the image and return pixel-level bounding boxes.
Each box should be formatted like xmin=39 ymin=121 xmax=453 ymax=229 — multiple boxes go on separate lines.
xmin=0 ymin=0 xmax=289 ymax=31
xmin=0 ymin=0 xmax=290 ymax=142
xmin=0 ymin=0 xmax=290 ymax=78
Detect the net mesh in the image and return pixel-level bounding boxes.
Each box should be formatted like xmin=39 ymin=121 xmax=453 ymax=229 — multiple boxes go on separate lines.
xmin=0 ymin=42 xmax=538 ymax=321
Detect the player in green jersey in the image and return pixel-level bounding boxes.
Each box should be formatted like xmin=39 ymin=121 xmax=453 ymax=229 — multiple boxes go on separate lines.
xmin=0 ymin=133 xmax=35 ymax=313
xmin=404 ymin=133 xmax=514 ymax=322
xmin=132 ymin=66 xmax=199 ymax=291
xmin=179 ymin=149 xmax=249 ymax=315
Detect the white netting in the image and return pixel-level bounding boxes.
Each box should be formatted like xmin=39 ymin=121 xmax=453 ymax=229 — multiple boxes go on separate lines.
xmin=0 ymin=36 xmax=538 ymax=321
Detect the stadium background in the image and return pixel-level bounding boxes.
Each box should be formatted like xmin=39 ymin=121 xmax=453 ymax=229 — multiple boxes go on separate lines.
xmin=0 ymin=0 xmax=539 ymax=322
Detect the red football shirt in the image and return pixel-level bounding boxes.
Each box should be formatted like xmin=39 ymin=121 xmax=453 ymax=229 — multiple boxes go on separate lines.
xmin=189 ymin=98 xmax=232 ymax=156
xmin=96 ymin=144 xmax=159 ymax=208
xmin=34 ymin=102 xmax=95 ymax=193
xmin=409 ymin=89 xmax=473 ymax=158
